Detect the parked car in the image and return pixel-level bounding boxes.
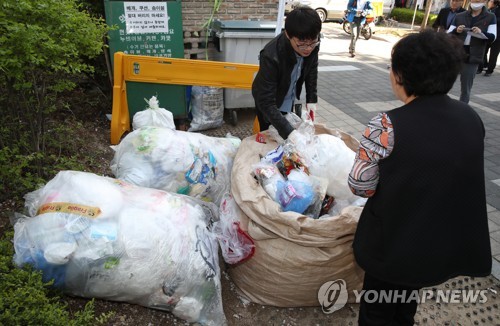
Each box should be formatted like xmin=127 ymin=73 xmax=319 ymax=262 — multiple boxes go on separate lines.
xmin=285 ymin=0 xmax=394 ymax=22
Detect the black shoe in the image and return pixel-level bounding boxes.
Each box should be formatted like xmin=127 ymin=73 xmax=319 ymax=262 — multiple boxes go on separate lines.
xmin=484 ymin=72 xmax=492 ymax=76
xmin=476 ymin=70 xmax=483 ymax=74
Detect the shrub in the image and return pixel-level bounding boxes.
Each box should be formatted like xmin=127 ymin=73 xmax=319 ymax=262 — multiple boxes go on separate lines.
xmin=0 ymin=0 xmax=111 ymax=201
xmin=390 ymin=8 xmax=438 ymax=26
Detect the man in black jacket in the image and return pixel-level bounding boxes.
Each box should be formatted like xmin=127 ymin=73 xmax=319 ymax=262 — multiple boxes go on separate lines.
xmin=432 ymin=0 xmax=466 ymax=32
xmin=252 ymin=6 xmax=321 ymax=141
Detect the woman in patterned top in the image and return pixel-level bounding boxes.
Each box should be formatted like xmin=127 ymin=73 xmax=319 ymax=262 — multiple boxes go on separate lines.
xmin=348 ymin=30 xmax=492 ymax=325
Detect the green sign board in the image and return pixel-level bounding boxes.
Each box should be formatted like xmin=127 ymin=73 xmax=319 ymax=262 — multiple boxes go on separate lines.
xmin=104 ymin=0 xmax=187 ymax=120
xmin=105 ymin=0 xmax=184 ymax=64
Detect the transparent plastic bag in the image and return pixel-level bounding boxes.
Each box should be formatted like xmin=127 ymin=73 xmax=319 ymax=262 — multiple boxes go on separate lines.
xmin=188 ymin=86 xmax=224 ymax=132
xmin=267 ymin=112 xmax=315 ymax=145
xmin=252 ymin=162 xmax=286 ymax=202
xmin=110 ymin=126 xmax=241 ymax=206
xmin=212 ymin=193 xmax=255 ymax=265
xmin=13 ymin=171 xmax=226 ymax=326
xmin=302 ymin=175 xmax=329 ymax=219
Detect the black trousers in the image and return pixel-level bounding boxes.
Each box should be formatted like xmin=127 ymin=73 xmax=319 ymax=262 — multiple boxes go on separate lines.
xmin=479 ymin=40 xmax=500 ymax=73
xmin=358 ymin=273 xmax=421 ymax=326
xmin=486 ymin=40 xmax=500 ymax=73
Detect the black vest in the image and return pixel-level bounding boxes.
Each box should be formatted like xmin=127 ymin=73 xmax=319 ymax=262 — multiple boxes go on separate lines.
xmin=353 ymin=95 xmax=491 ymax=287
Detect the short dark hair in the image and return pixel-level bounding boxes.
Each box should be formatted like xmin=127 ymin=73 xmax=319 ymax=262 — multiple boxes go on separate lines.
xmin=285 ymin=6 xmax=322 ymax=40
xmin=391 ymin=29 xmax=465 ymax=96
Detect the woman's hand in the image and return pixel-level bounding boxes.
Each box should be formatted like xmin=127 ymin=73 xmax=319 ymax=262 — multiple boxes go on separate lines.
xmin=457 ymin=25 xmax=466 ymax=33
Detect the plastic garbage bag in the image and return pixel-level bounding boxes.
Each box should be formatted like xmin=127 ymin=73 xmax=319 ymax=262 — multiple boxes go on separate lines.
xmin=12 ymin=170 xmax=226 ymax=326
xmin=188 ymin=86 xmax=224 ymax=132
xmin=212 ymin=193 xmax=255 ymax=265
xmin=132 ymin=96 xmax=176 ymax=130
xmin=110 ymin=126 xmax=241 ymax=206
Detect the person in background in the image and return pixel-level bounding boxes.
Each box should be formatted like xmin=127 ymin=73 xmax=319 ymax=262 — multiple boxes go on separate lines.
xmin=448 ymin=0 xmax=496 ymax=103
xmin=252 ymin=6 xmax=321 ymax=141
xmin=478 ymin=0 xmax=500 ymax=75
xmin=348 ymin=30 xmax=491 ymax=325
xmin=432 ymin=0 xmax=465 ymax=32
xmin=345 ymin=0 xmax=373 ymax=57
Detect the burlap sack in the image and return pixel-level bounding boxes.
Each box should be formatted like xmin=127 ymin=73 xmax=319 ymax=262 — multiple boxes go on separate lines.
xmin=229 ymin=124 xmax=364 ymax=307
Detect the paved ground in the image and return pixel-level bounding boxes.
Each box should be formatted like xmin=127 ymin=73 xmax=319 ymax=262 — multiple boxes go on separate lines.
xmin=197 ymin=21 xmax=500 ymax=325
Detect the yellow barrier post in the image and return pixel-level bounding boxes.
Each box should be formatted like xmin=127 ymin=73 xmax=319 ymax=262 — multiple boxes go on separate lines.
xmin=111 ymin=52 xmax=129 ymax=145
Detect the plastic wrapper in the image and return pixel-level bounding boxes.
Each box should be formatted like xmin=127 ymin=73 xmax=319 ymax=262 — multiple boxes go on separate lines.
xmin=188 ymin=86 xmax=224 ymax=132
xmin=132 ymin=96 xmax=176 ymax=130
xmin=212 ymin=193 xmax=255 ymax=265
xmin=13 ymin=171 xmax=226 ymax=326
xmin=110 ymin=126 xmax=241 ymax=206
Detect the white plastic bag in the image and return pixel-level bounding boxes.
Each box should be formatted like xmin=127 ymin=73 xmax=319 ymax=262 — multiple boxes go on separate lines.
xmin=13 ymin=171 xmax=226 ymax=326
xmin=307 ymin=133 xmax=363 ymax=203
xmin=132 ymin=96 xmax=176 ymax=130
xmin=188 ymin=86 xmax=224 ymax=132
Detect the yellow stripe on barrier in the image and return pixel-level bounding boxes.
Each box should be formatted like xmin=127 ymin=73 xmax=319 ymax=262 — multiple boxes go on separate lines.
xmin=111 ymin=52 xmax=259 ymax=144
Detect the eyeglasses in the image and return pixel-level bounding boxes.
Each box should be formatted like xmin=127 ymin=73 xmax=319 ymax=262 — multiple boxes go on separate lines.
xmin=293 ymin=38 xmax=320 ymax=50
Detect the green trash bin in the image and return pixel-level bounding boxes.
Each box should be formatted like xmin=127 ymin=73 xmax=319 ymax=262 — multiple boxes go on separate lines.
xmin=104 ymin=0 xmax=188 ymax=123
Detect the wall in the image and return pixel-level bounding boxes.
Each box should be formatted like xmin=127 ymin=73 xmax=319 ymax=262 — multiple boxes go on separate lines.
xmin=181 ymin=0 xmax=280 ymax=60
